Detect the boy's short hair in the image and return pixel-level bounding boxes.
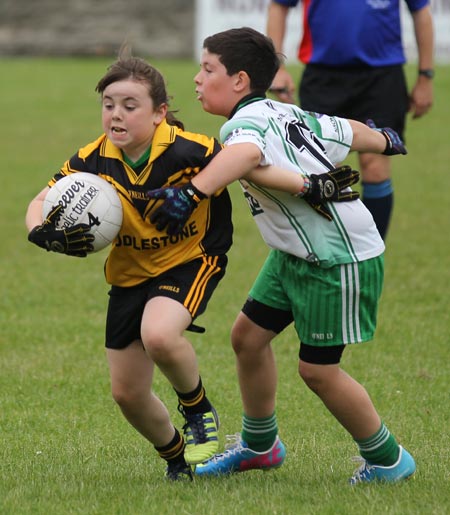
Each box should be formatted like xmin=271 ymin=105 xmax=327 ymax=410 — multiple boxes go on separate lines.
xmin=203 ymin=27 xmax=281 ymax=94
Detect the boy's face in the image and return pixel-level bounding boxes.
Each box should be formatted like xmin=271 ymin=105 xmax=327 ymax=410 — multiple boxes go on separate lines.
xmin=194 ymin=49 xmax=245 ymax=118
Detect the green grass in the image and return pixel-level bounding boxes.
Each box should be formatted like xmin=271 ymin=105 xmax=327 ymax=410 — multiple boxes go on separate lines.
xmin=1 ymin=57 xmax=449 ymax=515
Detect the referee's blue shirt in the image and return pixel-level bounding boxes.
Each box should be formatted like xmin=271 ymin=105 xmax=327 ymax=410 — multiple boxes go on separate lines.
xmin=272 ymin=0 xmax=430 ymax=66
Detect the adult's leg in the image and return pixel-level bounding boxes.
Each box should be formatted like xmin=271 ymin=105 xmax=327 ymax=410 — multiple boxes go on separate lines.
xmin=359 ymin=152 xmax=393 ymax=240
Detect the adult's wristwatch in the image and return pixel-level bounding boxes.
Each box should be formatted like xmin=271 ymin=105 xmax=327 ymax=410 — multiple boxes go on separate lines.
xmin=418 ymin=69 xmax=434 ymax=79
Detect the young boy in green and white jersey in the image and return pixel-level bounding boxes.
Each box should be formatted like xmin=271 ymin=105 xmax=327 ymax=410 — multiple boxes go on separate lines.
xmin=148 ymin=27 xmax=415 ymax=484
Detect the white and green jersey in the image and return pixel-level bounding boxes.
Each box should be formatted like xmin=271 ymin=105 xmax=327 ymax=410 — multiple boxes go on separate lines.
xmin=220 ymin=98 xmax=385 ymax=267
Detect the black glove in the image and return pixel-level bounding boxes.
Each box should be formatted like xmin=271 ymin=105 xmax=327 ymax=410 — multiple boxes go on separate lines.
xmin=28 ymin=204 xmax=95 ymax=257
xmin=148 ymin=182 xmax=207 ymax=236
xmin=366 ymin=119 xmax=407 ymax=156
xmin=299 ymin=165 xmax=360 ymax=222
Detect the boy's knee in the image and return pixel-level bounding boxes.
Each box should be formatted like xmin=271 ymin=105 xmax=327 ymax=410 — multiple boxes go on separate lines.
xmin=298 ymin=360 xmax=316 ymax=387
xmin=231 ymin=320 xmax=268 ymax=355
xmin=231 ymin=323 xmax=247 ymax=354
xmin=298 ymin=360 xmax=335 ymax=393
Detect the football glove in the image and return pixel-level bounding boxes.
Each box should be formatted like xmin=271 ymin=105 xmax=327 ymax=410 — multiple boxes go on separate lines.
xmin=28 ymin=204 xmax=95 ymax=257
xmin=299 ymin=165 xmax=360 ymax=222
xmin=366 ymin=119 xmax=407 ymax=156
xmin=147 ymin=182 xmax=207 ymax=236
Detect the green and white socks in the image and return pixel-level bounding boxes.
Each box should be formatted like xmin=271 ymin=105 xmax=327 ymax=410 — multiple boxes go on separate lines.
xmin=355 ymin=422 xmax=400 ymax=466
xmin=241 ymin=415 xmax=400 ymax=466
xmin=241 ymin=413 xmax=278 ymax=452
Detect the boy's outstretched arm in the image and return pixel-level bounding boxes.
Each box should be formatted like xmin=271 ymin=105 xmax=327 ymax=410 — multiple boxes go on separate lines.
xmin=349 ymin=120 xmax=407 ymax=155
xmin=147 ymin=142 xmax=310 ymax=235
xmin=191 ymin=143 xmax=263 ymax=195
xmin=147 ymin=120 xmax=406 ymax=235
xmin=148 ymin=142 xmax=361 ymax=234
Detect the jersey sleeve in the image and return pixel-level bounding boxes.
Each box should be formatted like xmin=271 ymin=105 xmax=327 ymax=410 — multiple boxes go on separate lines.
xmin=220 ymin=116 xmax=266 ymax=148
xmin=406 ymin=0 xmax=430 ymax=13
xmin=219 ymin=114 xmax=270 ymax=166
xmin=48 ymin=135 xmax=107 ymax=186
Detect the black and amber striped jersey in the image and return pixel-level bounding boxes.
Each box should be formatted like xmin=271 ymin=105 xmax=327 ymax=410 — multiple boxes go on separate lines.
xmin=49 ymin=120 xmax=233 ymax=287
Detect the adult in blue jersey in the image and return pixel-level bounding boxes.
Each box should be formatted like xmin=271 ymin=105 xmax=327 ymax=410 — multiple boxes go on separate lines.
xmin=267 ymin=0 xmax=434 ymax=239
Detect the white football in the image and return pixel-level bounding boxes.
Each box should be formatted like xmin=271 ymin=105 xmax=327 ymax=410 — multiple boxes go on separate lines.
xmin=42 ymin=172 xmax=123 ymax=253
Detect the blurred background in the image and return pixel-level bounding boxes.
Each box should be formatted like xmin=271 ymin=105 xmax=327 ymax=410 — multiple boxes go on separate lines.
xmin=1 ymin=0 xmax=449 ymax=62
xmin=1 ymin=3 xmax=449 ymax=514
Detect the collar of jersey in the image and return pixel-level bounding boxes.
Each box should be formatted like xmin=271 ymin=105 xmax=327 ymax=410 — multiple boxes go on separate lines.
xmin=122 ymin=147 xmax=150 ymax=169
xmin=228 ymin=92 xmax=266 ymax=119
xmin=100 ymin=119 xmax=178 ymax=164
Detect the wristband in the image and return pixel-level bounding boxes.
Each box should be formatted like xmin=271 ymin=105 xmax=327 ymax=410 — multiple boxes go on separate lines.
xmin=418 ymin=69 xmax=434 ymax=79
xmin=185 ymin=182 xmax=207 ymax=204
xmin=294 ymin=175 xmax=311 ymax=197
xmin=381 ymin=130 xmax=391 ymax=154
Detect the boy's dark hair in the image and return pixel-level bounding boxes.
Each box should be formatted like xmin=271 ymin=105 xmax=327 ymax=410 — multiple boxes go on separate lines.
xmin=203 ymin=27 xmax=281 ymax=94
xmin=96 ymin=46 xmax=183 ymax=129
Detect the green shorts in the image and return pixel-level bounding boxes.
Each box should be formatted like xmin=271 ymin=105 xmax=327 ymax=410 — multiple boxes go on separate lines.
xmin=248 ymin=250 xmax=384 ymax=346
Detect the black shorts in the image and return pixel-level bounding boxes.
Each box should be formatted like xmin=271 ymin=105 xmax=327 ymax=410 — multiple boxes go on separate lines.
xmin=241 ymin=297 xmax=344 ymax=365
xmin=105 ymin=255 xmax=227 ymax=349
xmin=299 ymin=64 xmax=409 ymax=139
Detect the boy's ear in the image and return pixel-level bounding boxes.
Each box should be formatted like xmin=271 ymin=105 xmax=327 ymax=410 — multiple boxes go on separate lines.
xmin=234 ymin=71 xmax=251 ymax=93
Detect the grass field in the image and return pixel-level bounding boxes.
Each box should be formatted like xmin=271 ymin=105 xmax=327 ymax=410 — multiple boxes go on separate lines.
xmin=1 ymin=57 xmax=449 ymax=515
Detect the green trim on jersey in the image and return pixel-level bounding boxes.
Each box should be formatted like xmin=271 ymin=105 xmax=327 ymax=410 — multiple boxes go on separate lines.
xmin=237 ymin=96 xmax=266 ymax=111
xmin=267 ymin=117 xmax=302 ymax=169
xmin=220 ymin=118 xmax=267 ymax=142
xmin=244 ymin=180 xmax=359 ymax=266
xmin=246 ymin=181 xmax=315 ymax=256
xmin=297 ymin=110 xmax=351 ymax=148
xmin=123 ymin=146 xmax=151 ymax=168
